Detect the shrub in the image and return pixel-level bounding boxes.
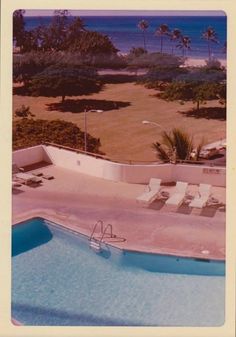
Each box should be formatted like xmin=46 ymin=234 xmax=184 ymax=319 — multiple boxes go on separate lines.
xmin=14 ymin=105 xmax=34 ymax=117
xmin=13 ymin=118 xmax=102 ymax=153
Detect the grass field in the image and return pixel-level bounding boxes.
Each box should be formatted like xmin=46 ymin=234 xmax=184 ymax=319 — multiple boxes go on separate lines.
xmin=13 ymin=82 xmax=226 ymax=162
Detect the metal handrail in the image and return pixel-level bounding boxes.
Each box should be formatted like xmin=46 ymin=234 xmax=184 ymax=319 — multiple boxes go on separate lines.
xmin=99 ymin=224 xmax=114 ymax=244
xmin=89 ymin=220 xmax=104 ymax=241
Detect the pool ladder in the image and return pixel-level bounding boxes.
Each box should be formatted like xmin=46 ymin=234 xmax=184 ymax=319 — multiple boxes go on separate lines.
xmin=89 ymin=220 xmax=115 ymax=252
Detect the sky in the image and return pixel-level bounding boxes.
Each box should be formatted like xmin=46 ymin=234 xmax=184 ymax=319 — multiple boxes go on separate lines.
xmin=24 ymin=10 xmax=226 ymax=17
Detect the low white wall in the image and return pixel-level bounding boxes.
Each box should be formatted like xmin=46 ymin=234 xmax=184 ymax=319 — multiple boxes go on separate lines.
xmin=12 ymin=145 xmax=226 ymax=187
xmin=103 ymin=163 xmax=173 ymax=184
xmin=173 ymin=164 xmax=226 ymax=187
xmin=12 ymin=145 xmax=52 ymax=167
xmin=45 ymin=145 xmax=105 ymax=178
xmin=45 ymin=146 xmax=173 ymax=183
xmin=44 ymin=146 xmax=226 ymax=186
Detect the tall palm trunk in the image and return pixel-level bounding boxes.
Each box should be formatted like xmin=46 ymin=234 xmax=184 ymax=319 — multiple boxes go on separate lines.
xmin=143 ymin=31 xmax=146 ymax=50
xmin=208 ymin=40 xmax=211 ymax=60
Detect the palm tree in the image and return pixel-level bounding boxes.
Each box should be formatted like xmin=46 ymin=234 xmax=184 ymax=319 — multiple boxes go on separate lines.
xmin=170 ymin=28 xmax=182 ymax=54
xmin=138 ymin=20 xmax=149 ymax=51
xmin=202 ymin=27 xmax=218 ymax=60
xmin=176 ymin=36 xmax=191 ymax=57
xmin=155 ymin=24 xmax=170 ymax=53
xmin=152 ymin=128 xmax=204 ymax=162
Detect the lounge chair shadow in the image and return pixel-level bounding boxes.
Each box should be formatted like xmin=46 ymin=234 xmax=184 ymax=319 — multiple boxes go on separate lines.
xmin=27 ymin=182 xmax=43 ymax=188
xmin=46 ymin=99 xmax=131 ymax=113
xmin=149 ymin=200 xmax=166 ymax=210
xmin=200 ymin=206 xmax=218 ymax=217
xmin=12 ymin=188 xmax=24 ymax=194
xmin=176 ymin=204 xmax=192 ymax=215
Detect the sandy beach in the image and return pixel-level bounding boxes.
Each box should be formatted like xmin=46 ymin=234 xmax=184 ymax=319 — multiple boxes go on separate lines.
xmin=184 ymin=57 xmax=226 ymax=68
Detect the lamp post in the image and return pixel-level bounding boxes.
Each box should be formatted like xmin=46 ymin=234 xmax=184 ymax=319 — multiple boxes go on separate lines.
xmin=142 ymin=120 xmax=165 ymax=130
xmin=142 ymin=119 xmax=166 ymax=155
xmin=142 ymin=120 xmax=176 ymax=163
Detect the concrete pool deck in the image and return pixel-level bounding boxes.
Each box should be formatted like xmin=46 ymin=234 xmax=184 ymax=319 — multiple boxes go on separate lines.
xmin=12 ymin=165 xmax=226 ymax=261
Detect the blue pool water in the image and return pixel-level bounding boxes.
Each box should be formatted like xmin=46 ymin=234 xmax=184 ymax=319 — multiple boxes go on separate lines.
xmin=12 ymin=218 xmax=225 ymax=326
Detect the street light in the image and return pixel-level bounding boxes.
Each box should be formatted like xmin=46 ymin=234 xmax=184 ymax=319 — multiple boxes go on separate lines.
xmin=142 ymin=120 xmax=165 ymax=130
xmin=142 ymin=119 xmax=165 ymax=155
xmin=142 ymin=120 xmax=176 ymax=163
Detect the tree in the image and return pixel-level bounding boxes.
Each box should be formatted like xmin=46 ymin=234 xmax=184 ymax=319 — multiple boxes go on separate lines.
xmin=13 ymin=52 xmax=57 ymax=85
xmin=70 ymin=30 xmax=118 ymax=55
xmin=143 ymin=65 xmax=188 ymax=86
xmin=13 ymin=10 xmax=25 ymax=51
xmin=23 ymin=10 xmax=72 ymax=52
xmin=21 ymin=28 xmax=42 ymax=52
xmin=14 ymin=11 xmax=119 ymax=57
xmin=159 ymin=81 xmax=194 ymax=101
xmin=217 ymin=82 xmax=226 ymax=107
xmin=138 ymin=19 xmax=149 ymax=51
xmin=49 ymin=10 xmax=70 ymax=51
xmin=13 ymin=118 xmax=102 ymax=153
xmin=155 ymin=24 xmax=170 ymax=53
xmin=127 ymin=52 xmax=184 ymax=70
xmin=192 ymin=82 xmax=221 ymax=110
xmin=152 ymin=128 xmax=204 ymax=162
xmin=36 ymin=25 xmax=55 ymax=52
xmin=201 ymin=27 xmax=218 ymax=60
xmin=82 ymin=53 xmax=127 ymax=69
xmin=29 ymin=65 xmax=102 ymax=103
xmin=204 ymin=58 xmax=223 ymax=70
xmin=170 ymin=28 xmax=182 ymax=54
xmin=128 ymin=47 xmax=147 ymax=58
xmin=65 ymin=17 xmax=86 ymax=49
xmin=160 ymin=79 xmax=225 ymax=111
xmin=175 ymin=66 xmax=226 ymax=84
xmin=176 ymin=36 xmax=191 ymax=57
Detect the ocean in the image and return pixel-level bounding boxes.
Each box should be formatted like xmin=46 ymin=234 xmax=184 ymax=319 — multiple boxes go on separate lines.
xmin=24 ymin=15 xmax=227 ymax=59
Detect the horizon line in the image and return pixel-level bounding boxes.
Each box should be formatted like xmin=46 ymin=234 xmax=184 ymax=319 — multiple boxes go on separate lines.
xmin=23 ymin=10 xmax=226 ymax=17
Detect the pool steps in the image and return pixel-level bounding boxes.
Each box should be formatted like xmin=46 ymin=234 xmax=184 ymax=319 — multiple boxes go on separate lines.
xmin=89 ymin=239 xmax=102 ymax=252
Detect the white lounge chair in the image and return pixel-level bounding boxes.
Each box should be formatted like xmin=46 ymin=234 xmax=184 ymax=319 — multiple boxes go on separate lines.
xmin=136 ymin=178 xmax=162 ymax=205
xmin=165 ymin=181 xmax=188 ymax=207
xmin=189 ymin=184 xmax=212 ymax=209
xmin=12 ymin=163 xmax=42 ymax=185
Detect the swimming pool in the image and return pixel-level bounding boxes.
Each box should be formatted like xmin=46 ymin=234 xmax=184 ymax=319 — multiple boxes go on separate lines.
xmin=12 ymin=217 xmax=225 ymax=326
